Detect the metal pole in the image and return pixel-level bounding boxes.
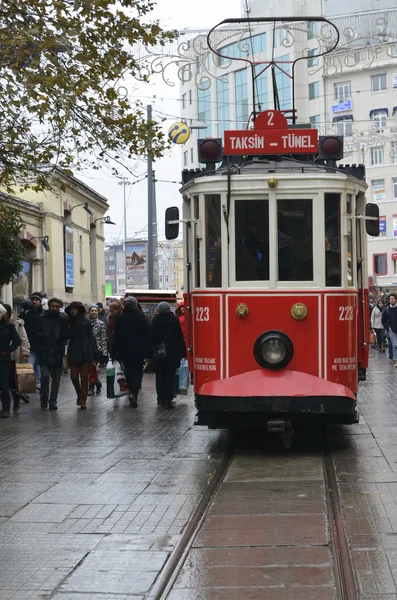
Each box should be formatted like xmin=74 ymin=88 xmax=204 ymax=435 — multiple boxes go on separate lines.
xmin=147 ymin=104 xmax=154 ymax=289
xmin=152 ymin=169 xmax=159 ymax=289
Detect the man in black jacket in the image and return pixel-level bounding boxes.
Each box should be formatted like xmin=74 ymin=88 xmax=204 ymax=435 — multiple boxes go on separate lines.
xmin=38 ymin=298 xmax=69 ymax=410
xmin=23 ymin=293 xmax=44 ymax=389
xmin=112 ymin=296 xmax=149 ymax=407
xmin=0 ymin=304 xmax=21 ymax=418
xmin=382 ymin=293 xmax=397 ymax=365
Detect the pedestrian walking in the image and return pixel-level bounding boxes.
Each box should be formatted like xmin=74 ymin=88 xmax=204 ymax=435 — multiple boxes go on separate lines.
xmin=87 ymin=305 xmax=107 ymax=394
xmin=65 ymin=302 xmax=98 ymax=409
xmin=37 ymin=298 xmax=69 ymax=410
xmin=147 ymin=301 xmax=186 ymax=409
xmin=112 ymin=296 xmax=149 ymax=407
xmin=2 ymin=304 xmax=30 ymax=412
xmin=18 ymin=298 xmax=32 ymax=320
xmin=0 ymin=304 xmax=21 ymax=418
xmin=23 ymin=293 xmax=44 ymax=389
xmin=96 ymin=302 xmax=109 ymax=325
xmin=371 ymin=299 xmax=385 ymax=352
xmin=107 ymin=301 xmax=123 ymax=358
xmin=382 ymin=293 xmax=397 ymax=366
xmin=175 ymin=302 xmax=186 ymax=342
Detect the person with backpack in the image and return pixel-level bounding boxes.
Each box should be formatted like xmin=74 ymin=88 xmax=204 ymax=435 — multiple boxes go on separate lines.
xmin=382 ymin=293 xmax=397 ymax=365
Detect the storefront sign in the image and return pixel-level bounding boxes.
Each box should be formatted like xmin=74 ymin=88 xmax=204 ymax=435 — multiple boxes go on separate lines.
xmin=224 ymin=129 xmax=318 ymax=155
xmin=379 ymin=216 xmax=386 ymax=233
xmin=393 ymin=215 xmax=397 ymax=237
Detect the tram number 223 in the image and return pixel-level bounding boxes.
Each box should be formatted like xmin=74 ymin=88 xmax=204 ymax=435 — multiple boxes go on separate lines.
xmin=339 ymin=306 xmax=354 ymax=321
xmin=196 ymin=307 xmax=210 ymax=322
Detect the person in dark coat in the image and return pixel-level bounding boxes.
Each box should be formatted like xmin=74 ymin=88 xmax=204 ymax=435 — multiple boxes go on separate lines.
xmin=37 ymin=298 xmax=69 ymax=410
xmin=65 ymin=301 xmax=98 ymax=409
xmin=96 ymin=302 xmax=109 ymax=324
xmin=112 ymin=296 xmax=149 ymax=407
xmin=18 ymin=298 xmax=32 ymax=320
xmin=23 ymin=293 xmax=44 ymax=388
xmin=0 ymin=304 xmax=21 ymax=418
xmin=147 ymin=301 xmax=186 ymax=409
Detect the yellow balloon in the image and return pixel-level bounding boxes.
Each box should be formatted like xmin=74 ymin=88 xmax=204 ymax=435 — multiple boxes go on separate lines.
xmin=168 ymin=122 xmax=191 ymax=144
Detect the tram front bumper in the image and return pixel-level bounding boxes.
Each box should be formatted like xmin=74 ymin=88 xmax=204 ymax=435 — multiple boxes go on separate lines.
xmin=195 ymin=369 xmax=358 ymax=426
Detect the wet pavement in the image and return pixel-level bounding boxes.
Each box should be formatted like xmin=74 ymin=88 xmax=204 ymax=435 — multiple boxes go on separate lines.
xmin=1 ymin=351 xmax=397 ymax=599
xmin=0 ymin=370 xmax=228 ymax=599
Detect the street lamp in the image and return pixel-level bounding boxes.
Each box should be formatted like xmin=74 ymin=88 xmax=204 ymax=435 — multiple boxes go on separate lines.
xmin=94 ymin=216 xmax=116 ymax=225
xmin=30 ymin=235 xmax=51 ymax=252
xmin=118 ymin=177 xmax=131 ymax=244
xmin=65 ymin=202 xmax=93 ymax=218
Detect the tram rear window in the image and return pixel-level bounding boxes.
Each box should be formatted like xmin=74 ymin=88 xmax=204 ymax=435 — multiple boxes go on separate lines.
xmin=277 ymin=199 xmax=313 ymax=281
xmin=235 ymin=200 xmax=269 ymax=281
xmin=205 ymin=194 xmax=222 ymax=287
xmin=325 ymin=193 xmax=341 ymax=287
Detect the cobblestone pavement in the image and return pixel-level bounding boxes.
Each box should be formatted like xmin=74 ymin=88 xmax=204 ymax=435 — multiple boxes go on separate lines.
xmin=2 ymin=352 xmax=397 ymax=599
xmin=0 ymin=370 xmax=228 ymax=599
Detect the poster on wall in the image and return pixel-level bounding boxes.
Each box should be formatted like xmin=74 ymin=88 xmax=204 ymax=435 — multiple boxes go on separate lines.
xmin=13 ymin=261 xmax=31 ymax=301
xmin=393 ymin=215 xmax=397 ymax=237
xmin=125 ymin=241 xmax=147 ymax=288
xmin=372 ymin=180 xmax=385 ymax=203
xmin=65 ymin=226 xmax=74 ymax=287
xmin=379 ymin=216 xmax=386 ymax=234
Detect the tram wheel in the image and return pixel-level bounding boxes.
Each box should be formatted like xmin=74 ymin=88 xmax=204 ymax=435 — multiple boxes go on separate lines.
xmin=281 ymin=421 xmax=294 ymax=449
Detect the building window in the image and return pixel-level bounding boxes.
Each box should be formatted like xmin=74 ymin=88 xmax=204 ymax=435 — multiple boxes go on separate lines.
xmin=181 ymin=65 xmax=191 ymax=83
xmin=189 ymin=90 xmax=192 ymax=105
xmin=374 ymin=253 xmax=387 ymax=275
xmin=371 ymin=147 xmax=384 ymax=166
xmin=307 ymin=21 xmax=317 ymax=40
xmin=371 ymin=73 xmax=386 ymax=92
xmin=393 ymin=178 xmax=397 ymax=199
xmin=183 ymin=151 xmax=188 ymax=167
xmin=310 ymin=115 xmax=320 ymax=126
xmin=255 ymin=65 xmax=268 ymax=111
xmin=309 ymin=81 xmax=320 ymax=100
xmin=333 ymin=116 xmax=353 ymax=137
xmin=334 ymin=82 xmax=351 ymax=102
xmin=217 ymin=76 xmax=230 ymax=139
xmin=372 ymin=110 xmax=387 ymax=130
xmin=307 ymin=49 xmax=319 ymax=67
xmin=190 ymin=148 xmax=194 ymax=162
xmin=372 ymin=178 xmax=385 ymax=203
xmin=275 ymin=55 xmax=291 ymax=110
xmin=198 ymin=87 xmax=212 ymax=136
xmin=379 ymin=216 xmax=387 ymax=237
xmin=182 ymin=93 xmax=187 ymax=109
xmin=79 ymin=235 xmax=84 ymax=269
xmin=235 ymin=69 xmax=249 ymax=129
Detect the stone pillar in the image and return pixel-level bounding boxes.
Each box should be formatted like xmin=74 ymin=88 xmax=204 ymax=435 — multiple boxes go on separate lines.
xmin=32 ymin=259 xmax=43 ymax=293
xmin=0 ymin=283 xmax=13 ymax=304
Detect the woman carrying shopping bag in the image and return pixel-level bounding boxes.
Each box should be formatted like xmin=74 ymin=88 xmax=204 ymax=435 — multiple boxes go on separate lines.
xmin=87 ymin=305 xmax=107 ymax=395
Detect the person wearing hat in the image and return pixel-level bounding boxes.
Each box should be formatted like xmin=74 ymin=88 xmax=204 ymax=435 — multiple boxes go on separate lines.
xmin=147 ymin=301 xmax=186 ymax=409
xmin=65 ymin=302 xmax=98 ymax=409
xmin=37 ymin=298 xmax=69 ymax=410
xmin=23 ymin=293 xmax=44 ymax=389
xmin=96 ymin=302 xmax=109 ymax=325
xmin=0 ymin=304 xmax=21 ymax=418
xmin=112 ymin=296 xmax=149 ymax=407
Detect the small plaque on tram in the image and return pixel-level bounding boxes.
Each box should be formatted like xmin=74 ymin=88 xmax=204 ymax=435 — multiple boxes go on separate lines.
xmin=223 ymin=109 xmax=318 ymax=156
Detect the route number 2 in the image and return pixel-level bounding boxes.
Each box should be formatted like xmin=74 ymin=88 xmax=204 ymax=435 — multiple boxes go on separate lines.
xmin=339 ymin=306 xmax=353 ymax=321
xmin=196 ymin=307 xmax=210 ymax=322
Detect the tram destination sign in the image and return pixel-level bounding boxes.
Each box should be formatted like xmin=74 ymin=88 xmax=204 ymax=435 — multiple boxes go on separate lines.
xmin=224 ymin=129 xmax=318 ymax=155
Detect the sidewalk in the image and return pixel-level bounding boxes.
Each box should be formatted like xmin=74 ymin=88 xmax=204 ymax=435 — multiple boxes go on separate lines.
xmin=0 ymin=371 xmax=227 ymax=599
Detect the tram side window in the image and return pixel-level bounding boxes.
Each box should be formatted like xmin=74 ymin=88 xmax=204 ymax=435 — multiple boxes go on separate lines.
xmin=277 ymin=199 xmax=313 ymax=281
xmin=235 ymin=200 xmax=269 ymax=281
xmin=194 ymin=196 xmax=200 ymax=288
xmin=205 ymin=194 xmax=222 ymax=287
xmin=325 ymin=193 xmax=341 ymax=287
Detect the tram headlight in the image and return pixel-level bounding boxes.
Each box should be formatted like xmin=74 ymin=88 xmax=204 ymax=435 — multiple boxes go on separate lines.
xmin=253 ymin=331 xmax=294 ymax=370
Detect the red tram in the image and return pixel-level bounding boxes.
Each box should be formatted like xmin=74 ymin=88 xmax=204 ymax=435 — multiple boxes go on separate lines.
xmin=165 ymin=16 xmax=380 ymax=445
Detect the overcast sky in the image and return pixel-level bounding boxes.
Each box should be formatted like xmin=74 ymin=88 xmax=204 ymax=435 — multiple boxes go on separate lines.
xmin=78 ymin=0 xmax=241 ymax=244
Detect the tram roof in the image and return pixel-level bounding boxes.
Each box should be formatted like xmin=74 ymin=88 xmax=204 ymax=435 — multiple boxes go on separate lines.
xmin=180 ymin=158 xmax=367 ymax=192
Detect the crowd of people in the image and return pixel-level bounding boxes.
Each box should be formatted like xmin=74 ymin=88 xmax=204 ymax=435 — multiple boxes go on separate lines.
xmin=0 ymin=293 xmax=187 ymax=418
xmin=370 ymin=292 xmax=397 ymax=364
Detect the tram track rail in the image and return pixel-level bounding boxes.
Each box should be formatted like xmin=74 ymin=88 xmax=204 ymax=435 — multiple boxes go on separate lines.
xmin=321 ymin=428 xmax=357 ymax=600
xmin=149 ymin=428 xmax=357 ymax=600
xmin=147 ymin=437 xmax=236 ymax=600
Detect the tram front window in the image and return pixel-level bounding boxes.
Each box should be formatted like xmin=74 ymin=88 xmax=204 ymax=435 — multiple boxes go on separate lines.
xmin=277 ymin=199 xmax=313 ymax=281
xmin=235 ymin=200 xmax=269 ymax=281
xmin=325 ymin=193 xmax=341 ymax=287
xmin=205 ymin=194 xmax=222 ymax=287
